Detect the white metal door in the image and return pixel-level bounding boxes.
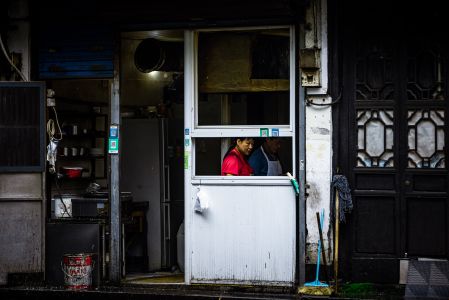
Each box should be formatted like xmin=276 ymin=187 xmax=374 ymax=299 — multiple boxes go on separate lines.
xmin=188 ymin=183 xmax=296 ymax=284
xmin=184 ymin=26 xmax=297 ymax=285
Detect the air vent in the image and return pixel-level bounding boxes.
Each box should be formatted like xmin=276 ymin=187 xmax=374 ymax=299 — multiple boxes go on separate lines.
xmin=0 ymin=82 xmax=45 ymax=172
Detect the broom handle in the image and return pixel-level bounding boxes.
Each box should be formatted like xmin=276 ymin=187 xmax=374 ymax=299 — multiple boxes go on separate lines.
xmin=334 ymin=190 xmax=339 ymax=292
xmin=316 ymin=211 xmax=329 ymax=282
xmin=314 ymin=209 xmax=325 ymax=282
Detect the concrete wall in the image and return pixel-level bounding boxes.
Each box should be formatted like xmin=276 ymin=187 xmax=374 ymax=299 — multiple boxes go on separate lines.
xmin=305 ymin=96 xmax=332 ymax=263
xmin=303 ymin=0 xmax=334 ymax=264
xmin=0 ymin=1 xmax=45 ymax=285
xmin=3 ymin=0 xmax=30 ymax=81
xmin=0 ymin=174 xmax=45 ymax=284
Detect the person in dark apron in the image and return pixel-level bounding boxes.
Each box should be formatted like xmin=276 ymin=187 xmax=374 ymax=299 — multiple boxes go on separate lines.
xmin=248 ymin=137 xmax=283 ymax=176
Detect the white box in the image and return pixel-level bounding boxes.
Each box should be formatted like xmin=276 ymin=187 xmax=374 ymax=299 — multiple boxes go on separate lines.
xmin=52 ymin=198 xmax=72 ymax=218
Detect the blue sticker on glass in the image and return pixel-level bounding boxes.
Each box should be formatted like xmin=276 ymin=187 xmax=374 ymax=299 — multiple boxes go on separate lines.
xmin=184 ymin=128 xmax=190 ymax=135
xmin=271 ymin=128 xmax=279 ymax=137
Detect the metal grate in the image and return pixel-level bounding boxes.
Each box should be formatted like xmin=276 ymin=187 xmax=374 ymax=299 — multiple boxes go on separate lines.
xmin=0 ymin=82 xmax=45 ymax=172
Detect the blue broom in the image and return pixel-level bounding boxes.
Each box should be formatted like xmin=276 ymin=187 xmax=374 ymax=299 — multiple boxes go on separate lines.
xmin=298 ymin=209 xmax=332 ymax=295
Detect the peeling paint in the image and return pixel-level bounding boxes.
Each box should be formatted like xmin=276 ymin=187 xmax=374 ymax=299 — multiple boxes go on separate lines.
xmin=306 ymin=242 xmax=333 ymax=265
xmin=311 ymin=126 xmax=330 ymax=135
xmin=307 ymin=182 xmax=321 ymax=210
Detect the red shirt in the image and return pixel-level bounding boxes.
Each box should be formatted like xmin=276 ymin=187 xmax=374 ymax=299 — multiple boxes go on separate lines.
xmin=221 ymin=148 xmax=254 ymax=176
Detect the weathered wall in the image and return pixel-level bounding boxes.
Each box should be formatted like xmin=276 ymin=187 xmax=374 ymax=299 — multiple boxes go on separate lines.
xmin=4 ymin=0 xmax=30 ymax=81
xmin=0 ymin=174 xmax=44 ymax=284
xmin=0 ymin=1 xmax=45 ymax=285
xmin=305 ymin=97 xmax=332 ymax=263
xmin=303 ymin=0 xmax=333 ymax=264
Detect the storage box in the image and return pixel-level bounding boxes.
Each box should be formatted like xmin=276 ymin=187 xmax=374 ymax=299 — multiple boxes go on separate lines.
xmin=52 ymin=197 xmax=72 ymax=218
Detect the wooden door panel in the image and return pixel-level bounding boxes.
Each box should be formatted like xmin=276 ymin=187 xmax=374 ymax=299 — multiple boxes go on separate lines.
xmin=409 ymin=174 xmax=447 ymax=192
xmin=407 ymin=198 xmax=447 ymax=257
xmin=354 ymin=196 xmax=396 ymax=254
xmin=354 ymin=173 xmax=396 ymax=190
xmin=351 ymin=258 xmax=398 ymax=283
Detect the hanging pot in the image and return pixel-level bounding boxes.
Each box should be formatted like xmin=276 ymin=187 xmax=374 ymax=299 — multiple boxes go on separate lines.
xmin=61 ymin=167 xmax=83 ymax=178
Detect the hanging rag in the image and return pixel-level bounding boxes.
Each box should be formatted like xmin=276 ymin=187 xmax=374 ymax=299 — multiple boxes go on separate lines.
xmin=330 ymin=174 xmax=353 ymax=223
xmin=46 ymin=105 xmax=63 ymax=174
xmin=46 ymin=138 xmax=58 ymax=174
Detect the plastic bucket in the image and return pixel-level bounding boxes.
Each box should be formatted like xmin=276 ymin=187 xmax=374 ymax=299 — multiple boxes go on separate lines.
xmin=62 ymin=253 xmax=94 ymax=290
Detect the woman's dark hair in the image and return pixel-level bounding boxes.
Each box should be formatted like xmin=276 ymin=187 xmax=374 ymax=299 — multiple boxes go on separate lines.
xmin=223 ymin=137 xmax=251 ymax=160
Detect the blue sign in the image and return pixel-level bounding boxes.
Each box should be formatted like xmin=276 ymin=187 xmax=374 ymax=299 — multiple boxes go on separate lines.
xmin=110 ymin=125 xmax=118 ymax=138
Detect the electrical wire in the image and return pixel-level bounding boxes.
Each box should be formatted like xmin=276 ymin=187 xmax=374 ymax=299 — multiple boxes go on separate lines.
xmin=47 ymin=105 xmax=69 ymax=216
xmin=0 ymin=33 xmax=28 ymax=81
xmin=306 ymin=88 xmax=342 ymax=107
xmin=46 ymin=107 xmax=63 ymax=141
xmin=54 ymin=176 xmax=71 ymax=218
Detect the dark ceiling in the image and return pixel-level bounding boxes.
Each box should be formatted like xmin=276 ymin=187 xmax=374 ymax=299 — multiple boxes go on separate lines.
xmin=32 ymin=0 xmax=309 ymax=28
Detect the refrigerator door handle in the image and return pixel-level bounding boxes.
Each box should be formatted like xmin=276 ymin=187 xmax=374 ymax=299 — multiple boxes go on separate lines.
xmin=164 ymin=165 xmax=170 ymax=202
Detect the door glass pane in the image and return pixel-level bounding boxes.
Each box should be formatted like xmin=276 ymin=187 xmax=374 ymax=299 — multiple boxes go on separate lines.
xmin=407 ymin=110 xmax=445 ymax=168
xmin=198 ymin=92 xmax=289 ymax=126
xmin=355 ymin=39 xmax=395 ymax=101
xmin=356 ymin=109 xmax=394 ymax=167
xmin=197 ymin=28 xmax=290 ymax=126
xmin=407 ymin=47 xmax=445 ymax=101
xmin=195 ymin=137 xmax=292 ymax=176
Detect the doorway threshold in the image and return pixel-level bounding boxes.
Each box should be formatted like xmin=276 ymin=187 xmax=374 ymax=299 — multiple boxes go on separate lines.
xmin=124 ymin=272 xmax=184 ymax=285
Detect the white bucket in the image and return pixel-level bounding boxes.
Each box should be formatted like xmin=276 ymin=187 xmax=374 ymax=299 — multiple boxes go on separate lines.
xmin=53 ymin=197 xmax=72 ymax=218
xmin=62 ymin=253 xmax=94 ymax=290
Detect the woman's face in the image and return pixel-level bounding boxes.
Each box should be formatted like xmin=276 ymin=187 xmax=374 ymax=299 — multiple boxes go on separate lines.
xmin=236 ymin=138 xmax=254 ymax=156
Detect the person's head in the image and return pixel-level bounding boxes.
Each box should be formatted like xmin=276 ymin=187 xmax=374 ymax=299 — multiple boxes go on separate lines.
xmin=235 ymin=137 xmax=254 ymax=156
xmin=264 ymin=137 xmax=281 ymax=155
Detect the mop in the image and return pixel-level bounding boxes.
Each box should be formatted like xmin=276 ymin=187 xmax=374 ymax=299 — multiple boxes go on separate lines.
xmin=298 ymin=209 xmax=333 ymax=296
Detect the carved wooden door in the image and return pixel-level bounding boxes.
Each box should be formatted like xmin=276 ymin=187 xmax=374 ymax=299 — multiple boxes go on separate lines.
xmin=341 ymin=33 xmax=449 ymax=282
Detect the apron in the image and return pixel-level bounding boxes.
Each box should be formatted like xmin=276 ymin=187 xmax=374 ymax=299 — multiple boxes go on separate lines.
xmin=261 ymin=146 xmax=282 ymax=176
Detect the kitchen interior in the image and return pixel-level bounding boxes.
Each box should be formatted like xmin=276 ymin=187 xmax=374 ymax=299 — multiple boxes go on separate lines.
xmin=45 ymin=29 xmax=186 ymax=286
xmin=119 ymin=30 xmax=186 ymax=283
xmin=45 ymin=27 xmax=293 ymax=286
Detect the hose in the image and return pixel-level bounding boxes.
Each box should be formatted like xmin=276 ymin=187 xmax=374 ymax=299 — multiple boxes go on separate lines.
xmin=47 ymin=107 xmax=63 ymax=141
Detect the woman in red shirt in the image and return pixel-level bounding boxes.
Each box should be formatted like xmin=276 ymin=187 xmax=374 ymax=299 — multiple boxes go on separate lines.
xmin=221 ymin=137 xmax=255 ymax=176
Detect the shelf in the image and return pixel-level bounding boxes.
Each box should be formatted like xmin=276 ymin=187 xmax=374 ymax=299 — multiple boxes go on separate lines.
xmin=49 ymin=100 xmax=108 ymax=197
xmin=58 ymin=155 xmax=105 ymax=160
xmin=55 ymin=176 xmax=106 ymax=182
xmin=57 ymin=111 xmax=107 ymax=117
xmin=61 ymin=131 xmax=106 ymax=138
xmin=48 ymin=217 xmax=107 ymax=223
